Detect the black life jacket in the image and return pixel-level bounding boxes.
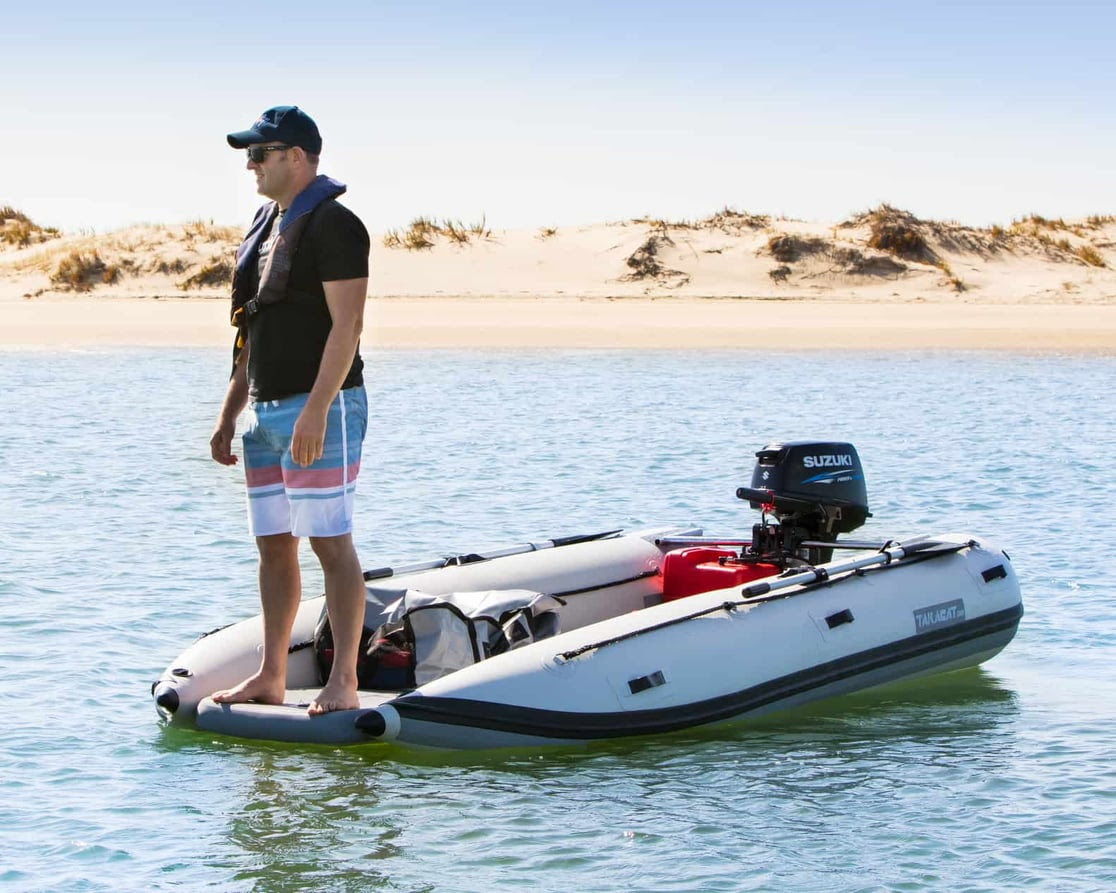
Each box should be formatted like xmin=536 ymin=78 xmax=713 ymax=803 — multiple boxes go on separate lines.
xmin=228 ymin=175 xmax=347 ymax=367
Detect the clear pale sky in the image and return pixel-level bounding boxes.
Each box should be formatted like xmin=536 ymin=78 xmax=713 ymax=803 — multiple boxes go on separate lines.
xmin=4 ymin=0 xmax=1113 ymax=234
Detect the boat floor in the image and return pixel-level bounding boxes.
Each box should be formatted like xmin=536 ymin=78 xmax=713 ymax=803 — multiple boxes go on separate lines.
xmin=195 ymin=688 xmax=397 ymax=745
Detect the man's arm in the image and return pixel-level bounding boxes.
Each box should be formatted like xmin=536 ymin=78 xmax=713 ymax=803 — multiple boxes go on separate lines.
xmin=211 ymin=342 xmax=250 ymax=466
xmin=289 ymin=276 xmax=367 ymax=467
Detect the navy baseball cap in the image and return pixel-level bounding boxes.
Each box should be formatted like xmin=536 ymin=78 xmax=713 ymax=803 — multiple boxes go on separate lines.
xmin=227 ymin=106 xmax=322 ymax=154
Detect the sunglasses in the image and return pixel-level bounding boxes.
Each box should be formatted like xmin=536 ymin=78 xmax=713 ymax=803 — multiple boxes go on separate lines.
xmin=245 ymin=144 xmax=290 ymax=163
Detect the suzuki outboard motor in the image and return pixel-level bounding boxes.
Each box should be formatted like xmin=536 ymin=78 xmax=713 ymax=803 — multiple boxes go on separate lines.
xmin=738 ymin=441 xmax=871 ymax=564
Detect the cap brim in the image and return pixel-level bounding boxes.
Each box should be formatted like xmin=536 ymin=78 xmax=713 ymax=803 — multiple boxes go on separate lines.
xmin=227 ymin=129 xmax=265 ymax=149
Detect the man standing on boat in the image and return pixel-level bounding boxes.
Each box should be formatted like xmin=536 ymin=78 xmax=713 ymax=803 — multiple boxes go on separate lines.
xmin=209 ymin=105 xmax=369 ymax=715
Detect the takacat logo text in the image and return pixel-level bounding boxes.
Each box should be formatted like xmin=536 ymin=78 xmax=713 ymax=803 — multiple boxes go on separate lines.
xmin=913 ymin=599 xmax=966 ymax=633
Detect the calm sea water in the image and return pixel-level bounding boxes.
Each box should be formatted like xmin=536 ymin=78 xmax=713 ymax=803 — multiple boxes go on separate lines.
xmin=1 ymin=346 xmax=1114 ymax=892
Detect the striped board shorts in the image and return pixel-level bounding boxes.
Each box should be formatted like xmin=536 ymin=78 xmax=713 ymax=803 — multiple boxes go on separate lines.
xmin=242 ymin=386 xmax=368 ymax=538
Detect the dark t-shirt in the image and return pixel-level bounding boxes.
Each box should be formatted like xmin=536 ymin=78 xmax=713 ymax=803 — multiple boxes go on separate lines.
xmin=246 ymin=199 xmax=370 ymax=401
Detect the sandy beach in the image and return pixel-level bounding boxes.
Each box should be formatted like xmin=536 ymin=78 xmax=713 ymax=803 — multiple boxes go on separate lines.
xmin=3 ymin=206 xmax=1114 ymax=351
xmin=3 ymin=294 xmax=1115 ymax=352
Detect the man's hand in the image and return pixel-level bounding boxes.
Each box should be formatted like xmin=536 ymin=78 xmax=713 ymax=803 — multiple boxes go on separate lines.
xmin=290 ymin=403 xmax=329 ymax=467
xmin=212 ymin=339 xmax=249 ymax=466
xmin=210 ymin=420 xmax=239 ymax=466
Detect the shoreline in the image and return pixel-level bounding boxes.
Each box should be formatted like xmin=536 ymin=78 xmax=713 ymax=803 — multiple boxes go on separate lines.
xmin=1 ymin=295 xmax=1115 ymax=352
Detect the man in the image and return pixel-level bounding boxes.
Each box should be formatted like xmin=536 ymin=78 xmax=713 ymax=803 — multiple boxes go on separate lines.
xmin=209 ymin=105 xmax=369 ymax=715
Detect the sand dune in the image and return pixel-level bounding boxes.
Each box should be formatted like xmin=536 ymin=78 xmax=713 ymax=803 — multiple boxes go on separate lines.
xmin=2 ymin=206 xmax=1114 ymax=350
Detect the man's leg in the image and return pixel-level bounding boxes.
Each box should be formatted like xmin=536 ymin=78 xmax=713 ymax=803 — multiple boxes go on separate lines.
xmin=212 ymin=532 xmax=302 ymax=705
xmin=307 ymin=532 xmax=364 ymax=714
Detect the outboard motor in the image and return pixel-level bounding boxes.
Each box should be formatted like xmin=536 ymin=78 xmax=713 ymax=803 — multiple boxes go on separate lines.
xmin=737 ymin=441 xmax=871 ymax=565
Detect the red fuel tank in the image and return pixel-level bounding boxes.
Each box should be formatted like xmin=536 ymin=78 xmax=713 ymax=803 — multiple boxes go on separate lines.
xmin=661 ymin=547 xmax=781 ymax=601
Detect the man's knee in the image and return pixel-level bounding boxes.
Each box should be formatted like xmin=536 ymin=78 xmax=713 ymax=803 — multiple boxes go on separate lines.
xmin=309 ymin=533 xmax=358 ymax=569
xmin=256 ymin=532 xmax=299 ymax=563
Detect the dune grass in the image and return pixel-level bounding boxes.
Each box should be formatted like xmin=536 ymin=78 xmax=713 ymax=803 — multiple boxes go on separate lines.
xmin=50 ymin=251 xmax=119 ymax=291
xmin=864 ymin=207 xmax=933 ymax=262
xmin=383 ymin=216 xmax=492 ymax=250
xmin=177 ymin=258 xmax=233 ymax=289
xmin=4 ymin=219 xmax=240 ymax=294
xmin=1075 ymin=245 xmax=1106 ymax=268
xmin=767 ymin=234 xmax=828 ymax=263
xmin=629 ymin=207 xmax=771 ymax=232
xmin=1 ymin=206 xmax=61 ymax=248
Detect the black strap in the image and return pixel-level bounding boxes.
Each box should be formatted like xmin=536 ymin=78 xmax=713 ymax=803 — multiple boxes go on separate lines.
xmin=241 ymin=287 xmax=324 ymax=318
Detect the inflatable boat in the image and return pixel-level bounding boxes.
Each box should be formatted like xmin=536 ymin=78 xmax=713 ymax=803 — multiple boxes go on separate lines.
xmin=152 ymin=441 xmax=1023 ymax=750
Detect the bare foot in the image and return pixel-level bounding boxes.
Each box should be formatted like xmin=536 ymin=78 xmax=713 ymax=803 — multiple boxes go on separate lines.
xmin=307 ymin=679 xmax=360 ymax=715
xmin=211 ymin=672 xmax=286 ymax=706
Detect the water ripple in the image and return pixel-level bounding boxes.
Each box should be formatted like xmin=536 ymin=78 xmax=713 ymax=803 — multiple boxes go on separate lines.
xmin=2 ymin=348 xmax=1115 ymax=891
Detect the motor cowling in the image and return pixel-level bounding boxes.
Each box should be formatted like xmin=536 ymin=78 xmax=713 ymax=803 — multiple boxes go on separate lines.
xmin=737 ymin=441 xmax=871 ymax=564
